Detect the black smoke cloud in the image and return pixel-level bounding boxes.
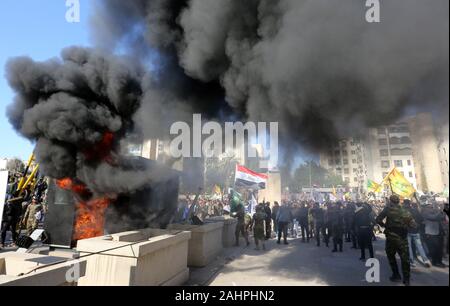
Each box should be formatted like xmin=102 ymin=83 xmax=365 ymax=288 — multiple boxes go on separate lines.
xmin=91 ymin=0 xmax=448 ymax=151
xmin=6 ymin=47 xmax=144 ymax=191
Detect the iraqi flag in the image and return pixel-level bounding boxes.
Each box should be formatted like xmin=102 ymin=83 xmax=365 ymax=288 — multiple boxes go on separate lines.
xmin=234 ymin=165 xmax=268 ymax=190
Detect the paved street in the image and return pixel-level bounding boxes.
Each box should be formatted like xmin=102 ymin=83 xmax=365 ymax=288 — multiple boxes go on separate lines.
xmin=190 ymin=235 xmax=449 ymax=287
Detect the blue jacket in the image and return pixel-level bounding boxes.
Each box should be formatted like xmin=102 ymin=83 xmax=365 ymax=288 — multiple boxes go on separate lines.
xmin=276 ymin=206 xmax=293 ymax=223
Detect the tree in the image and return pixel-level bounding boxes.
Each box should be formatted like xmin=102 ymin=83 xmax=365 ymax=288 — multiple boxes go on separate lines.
xmin=6 ymin=158 xmax=25 ymax=174
xmin=282 ymin=161 xmax=345 ymax=192
xmin=204 ymin=153 xmax=239 ymax=193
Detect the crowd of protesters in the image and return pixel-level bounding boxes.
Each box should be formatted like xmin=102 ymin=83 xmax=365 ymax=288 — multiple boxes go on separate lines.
xmin=1 ymin=173 xmax=47 ymax=249
xmin=174 ymin=190 xmax=448 ymax=286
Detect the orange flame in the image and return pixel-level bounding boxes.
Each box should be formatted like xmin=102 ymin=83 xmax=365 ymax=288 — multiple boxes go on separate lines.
xmin=72 ymin=198 xmax=110 ymax=241
xmin=56 ymin=177 xmax=111 ymax=241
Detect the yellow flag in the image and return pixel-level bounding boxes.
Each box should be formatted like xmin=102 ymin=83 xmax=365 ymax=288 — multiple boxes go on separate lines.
xmin=383 ymin=168 xmax=416 ymax=198
xmin=367 ymin=179 xmax=383 ymax=193
xmin=214 ymin=185 xmax=222 ymax=196
xmin=332 ymin=186 xmax=337 ymax=197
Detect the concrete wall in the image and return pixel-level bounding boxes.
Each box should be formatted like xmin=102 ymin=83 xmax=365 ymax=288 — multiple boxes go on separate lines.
xmin=76 ymin=228 xmax=191 ymax=286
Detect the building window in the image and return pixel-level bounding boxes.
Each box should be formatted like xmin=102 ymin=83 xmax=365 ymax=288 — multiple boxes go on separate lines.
xmin=378 ymin=139 xmax=388 ymax=146
xmin=344 ymin=177 xmax=350 ymax=183
xmin=351 ymin=150 xmax=356 ymax=155
xmin=328 ymin=159 xmax=334 ymax=166
xmin=409 ymin=172 xmax=413 ymax=178
xmin=380 ymin=149 xmax=389 ymax=157
xmin=352 ymin=159 xmax=357 ymax=164
xmin=334 ymin=150 xmax=340 ymax=156
xmin=381 ymin=161 xmax=390 ymax=168
xmin=344 ymin=169 xmax=350 ymax=174
xmin=353 ymin=168 xmax=358 ymax=173
xmin=394 ymin=160 xmax=403 ymax=167
xmin=377 ymin=128 xmax=386 ymax=135
xmin=335 ymin=159 xmax=341 ymax=165
xmin=407 ymin=160 xmax=412 ymax=166
xmin=391 ymin=148 xmax=412 ymax=156
xmin=343 ymin=159 xmax=349 ymax=165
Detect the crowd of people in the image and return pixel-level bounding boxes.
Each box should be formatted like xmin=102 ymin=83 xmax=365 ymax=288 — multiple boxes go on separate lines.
xmin=1 ymin=174 xmax=47 ymax=249
xmin=175 ymin=192 xmax=449 ymax=286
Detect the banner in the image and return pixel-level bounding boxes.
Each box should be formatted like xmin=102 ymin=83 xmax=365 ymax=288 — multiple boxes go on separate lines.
xmin=367 ymin=179 xmax=383 ymax=193
xmin=229 ymin=189 xmax=244 ymax=213
xmin=0 ymin=171 xmax=8 ymax=222
xmin=247 ymin=193 xmax=258 ymax=215
xmin=234 ymin=165 xmax=268 ymax=190
xmin=383 ymin=167 xmax=416 ymax=198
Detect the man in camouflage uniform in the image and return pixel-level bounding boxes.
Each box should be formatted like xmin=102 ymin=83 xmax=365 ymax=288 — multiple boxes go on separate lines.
xmin=233 ymin=203 xmax=250 ymax=247
xmin=21 ymin=196 xmax=43 ymax=236
xmin=251 ymin=204 xmax=267 ymax=250
xmin=376 ymin=195 xmax=416 ymax=286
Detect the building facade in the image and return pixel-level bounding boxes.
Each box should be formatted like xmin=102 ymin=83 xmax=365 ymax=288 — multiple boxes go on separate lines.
xmin=319 ymin=137 xmax=367 ymax=190
xmin=320 ymin=113 xmax=448 ymax=193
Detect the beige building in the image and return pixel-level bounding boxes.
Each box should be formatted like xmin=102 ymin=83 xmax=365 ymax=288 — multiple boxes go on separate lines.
xmin=364 ymin=121 xmax=418 ymax=190
xmin=408 ymin=113 xmax=446 ymax=193
xmin=320 ymin=113 xmax=448 ymax=193
xmin=437 ymin=123 xmax=449 ymax=191
xmin=319 ymin=137 xmax=367 ymax=190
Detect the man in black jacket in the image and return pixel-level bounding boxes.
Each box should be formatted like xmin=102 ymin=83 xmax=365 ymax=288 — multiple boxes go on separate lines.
xmin=299 ymin=202 xmax=311 ymax=243
xmin=354 ymin=203 xmax=375 ymax=260
xmin=1 ymin=197 xmax=23 ymax=248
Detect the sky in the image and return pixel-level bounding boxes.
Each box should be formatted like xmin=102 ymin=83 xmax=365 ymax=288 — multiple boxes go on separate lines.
xmin=0 ymin=0 xmax=92 ymax=160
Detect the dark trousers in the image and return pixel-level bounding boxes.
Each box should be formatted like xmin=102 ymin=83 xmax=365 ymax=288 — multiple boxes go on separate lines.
xmin=351 ymin=230 xmax=358 ymax=248
xmin=357 ymin=227 xmax=374 ymax=259
xmin=278 ymin=222 xmax=289 ymax=243
xmin=265 ymin=219 xmax=272 ymax=239
xmin=272 ymin=218 xmax=278 ymax=234
xmin=332 ymin=227 xmax=343 ymax=252
xmin=315 ymin=224 xmax=329 ymax=247
xmin=425 ymin=235 xmax=444 ymax=265
xmin=1 ymin=219 xmax=19 ymax=245
xmin=300 ymin=220 xmax=310 ymax=242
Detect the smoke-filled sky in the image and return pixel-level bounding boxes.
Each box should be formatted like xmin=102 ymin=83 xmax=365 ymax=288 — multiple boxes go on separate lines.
xmin=88 ymin=0 xmax=449 ymax=152
xmin=2 ymin=0 xmax=449 ymax=166
xmin=0 ymin=0 xmax=92 ymax=160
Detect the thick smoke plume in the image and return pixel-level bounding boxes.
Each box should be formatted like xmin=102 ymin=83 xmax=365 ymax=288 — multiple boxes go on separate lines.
xmin=5 ymin=47 xmax=170 ymax=194
xmin=6 ymin=0 xmax=449 ymax=184
xmin=91 ymin=0 xmax=448 ymax=152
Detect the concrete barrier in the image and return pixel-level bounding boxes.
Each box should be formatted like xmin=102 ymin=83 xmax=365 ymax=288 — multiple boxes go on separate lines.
xmin=205 ymin=217 xmax=238 ymax=248
xmin=167 ymin=222 xmax=224 ymax=267
xmin=0 ymin=252 xmax=86 ymax=286
xmin=76 ymin=228 xmax=191 ymax=286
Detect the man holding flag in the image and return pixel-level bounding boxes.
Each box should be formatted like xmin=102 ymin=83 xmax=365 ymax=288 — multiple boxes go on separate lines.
xmin=382 ymin=168 xmax=416 ymax=199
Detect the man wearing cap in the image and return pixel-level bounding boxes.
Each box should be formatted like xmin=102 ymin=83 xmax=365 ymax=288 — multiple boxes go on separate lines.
xmin=376 ymin=195 xmax=416 ymax=286
xmin=21 ymin=196 xmax=43 ymax=236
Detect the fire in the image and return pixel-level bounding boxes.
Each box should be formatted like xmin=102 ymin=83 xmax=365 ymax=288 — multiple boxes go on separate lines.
xmin=56 ymin=177 xmax=111 ymax=241
xmin=54 ymin=131 xmax=116 ymax=242
xmin=72 ymin=198 xmax=110 ymax=241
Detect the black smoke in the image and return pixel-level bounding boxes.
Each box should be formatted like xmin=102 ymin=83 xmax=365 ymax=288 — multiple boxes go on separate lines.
xmin=6 ymin=0 xmax=449 ymax=181
xmin=90 ymin=0 xmax=448 ymax=152
xmin=6 ymin=47 xmax=146 ymax=192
